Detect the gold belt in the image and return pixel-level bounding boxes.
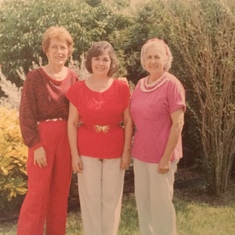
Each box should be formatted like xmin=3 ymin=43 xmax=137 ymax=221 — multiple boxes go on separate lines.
xmin=94 ymin=125 xmax=110 ymax=133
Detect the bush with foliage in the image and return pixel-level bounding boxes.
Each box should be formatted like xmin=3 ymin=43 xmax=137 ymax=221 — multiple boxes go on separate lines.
xmin=0 ymin=67 xmax=27 ymax=214
xmin=0 ymin=0 xmax=133 ymax=82
xmin=0 ymin=106 xmax=28 ymax=213
xmin=165 ymin=0 xmax=235 ymax=195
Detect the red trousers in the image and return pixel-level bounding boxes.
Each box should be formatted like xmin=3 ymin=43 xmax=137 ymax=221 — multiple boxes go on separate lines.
xmin=17 ymin=121 xmax=72 ymax=235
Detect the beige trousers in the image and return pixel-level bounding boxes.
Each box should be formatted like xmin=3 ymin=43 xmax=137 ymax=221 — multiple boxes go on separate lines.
xmin=77 ymin=156 xmax=125 ymax=235
xmin=134 ymin=158 xmax=178 ymax=235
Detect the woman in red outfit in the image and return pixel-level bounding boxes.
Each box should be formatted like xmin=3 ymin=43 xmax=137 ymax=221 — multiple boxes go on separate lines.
xmin=17 ymin=26 xmax=78 ymax=235
xmin=66 ymin=41 xmax=133 ymax=235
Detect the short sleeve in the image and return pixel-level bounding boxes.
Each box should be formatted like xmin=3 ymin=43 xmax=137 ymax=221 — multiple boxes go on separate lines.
xmin=167 ymin=78 xmax=186 ymax=114
xmin=118 ymin=80 xmax=131 ymax=110
xmin=66 ymin=81 xmax=80 ymax=108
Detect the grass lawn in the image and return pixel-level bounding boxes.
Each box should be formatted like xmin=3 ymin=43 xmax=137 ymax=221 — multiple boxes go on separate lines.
xmin=1 ymin=172 xmax=235 ymax=235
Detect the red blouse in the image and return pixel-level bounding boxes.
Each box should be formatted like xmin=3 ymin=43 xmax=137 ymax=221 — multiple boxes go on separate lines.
xmin=66 ymin=79 xmax=130 ymax=159
xmin=19 ymin=67 xmax=78 ymax=148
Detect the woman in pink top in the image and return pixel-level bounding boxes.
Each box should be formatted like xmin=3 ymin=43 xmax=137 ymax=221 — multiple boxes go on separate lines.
xmin=130 ymin=38 xmax=186 ymax=235
xmin=18 ymin=26 xmax=78 ymax=235
xmin=66 ymin=41 xmax=133 ymax=235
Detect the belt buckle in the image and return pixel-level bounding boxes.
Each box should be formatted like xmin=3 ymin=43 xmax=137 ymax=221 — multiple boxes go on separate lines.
xmin=94 ymin=125 xmax=110 ymax=133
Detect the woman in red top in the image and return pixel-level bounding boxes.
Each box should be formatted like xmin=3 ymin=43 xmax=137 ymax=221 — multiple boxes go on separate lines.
xmin=17 ymin=26 xmax=78 ymax=235
xmin=66 ymin=41 xmax=133 ymax=235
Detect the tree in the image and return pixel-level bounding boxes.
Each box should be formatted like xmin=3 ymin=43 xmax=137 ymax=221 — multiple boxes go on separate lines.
xmin=125 ymin=0 xmax=235 ymax=195
xmin=162 ymin=0 xmax=235 ymax=194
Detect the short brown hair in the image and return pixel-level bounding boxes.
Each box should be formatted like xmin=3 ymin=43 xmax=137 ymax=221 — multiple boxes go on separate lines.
xmin=42 ymin=26 xmax=74 ymax=57
xmin=85 ymin=41 xmax=119 ymax=77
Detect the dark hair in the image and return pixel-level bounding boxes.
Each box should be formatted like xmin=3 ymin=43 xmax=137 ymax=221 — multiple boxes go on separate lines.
xmin=85 ymin=41 xmax=119 ymax=77
xmin=42 ymin=26 xmax=74 ymax=57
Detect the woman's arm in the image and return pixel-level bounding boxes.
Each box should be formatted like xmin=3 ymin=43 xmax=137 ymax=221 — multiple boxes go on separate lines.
xmin=158 ymin=108 xmax=184 ymax=174
xmin=19 ymin=71 xmax=48 ymax=168
xmin=120 ymin=106 xmax=133 ymax=170
xmin=67 ymin=102 xmax=83 ymax=173
xmin=19 ymin=72 xmax=41 ymax=148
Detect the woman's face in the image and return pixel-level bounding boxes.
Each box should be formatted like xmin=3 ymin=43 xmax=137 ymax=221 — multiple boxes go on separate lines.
xmin=46 ymin=38 xmax=69 ymax=67
xmin=143 ymin=44 xmax=167 ymax=76
xmin=91 ymin=50 xmax=111 ymax=76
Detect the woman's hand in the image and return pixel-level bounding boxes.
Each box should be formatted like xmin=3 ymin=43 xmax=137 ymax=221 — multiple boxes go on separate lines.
xmin=34 ymin=146 xmax=47 ymax=168
xmin=158 ymin=108 xmax=184 ymax=174
xmin=158 ymin=158 xmax=170 ymax=174
xmin=120 ymin=152 xmax=131 ymax=170
xmin=67 ymin=102 xmax=82 ymax=173
xmin=72 ymin=155 xmax=83 ymax=173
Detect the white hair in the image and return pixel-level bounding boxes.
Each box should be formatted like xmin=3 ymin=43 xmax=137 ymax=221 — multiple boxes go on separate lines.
xmin=140 ymin=38 xmax=173 ymax=71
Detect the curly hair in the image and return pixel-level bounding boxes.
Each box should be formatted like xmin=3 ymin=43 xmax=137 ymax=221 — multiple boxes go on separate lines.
xmin=85 ymin=41 xmax=119 ymax=77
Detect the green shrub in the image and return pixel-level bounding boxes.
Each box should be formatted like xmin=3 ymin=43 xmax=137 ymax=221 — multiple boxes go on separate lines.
xmin=0 ymin=106 xmax=28 ymax=213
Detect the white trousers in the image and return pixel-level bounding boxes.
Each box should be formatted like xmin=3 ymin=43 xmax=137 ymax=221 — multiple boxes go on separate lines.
xmin=77 ymin=156 xmax=125 ymax=235
xmin=134 ymin=158 xmax=178 ymax=235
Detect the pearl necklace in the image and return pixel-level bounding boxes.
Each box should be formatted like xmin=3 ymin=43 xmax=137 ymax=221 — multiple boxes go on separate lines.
xmin=140 ymin=72 xmax=168 ymax=92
